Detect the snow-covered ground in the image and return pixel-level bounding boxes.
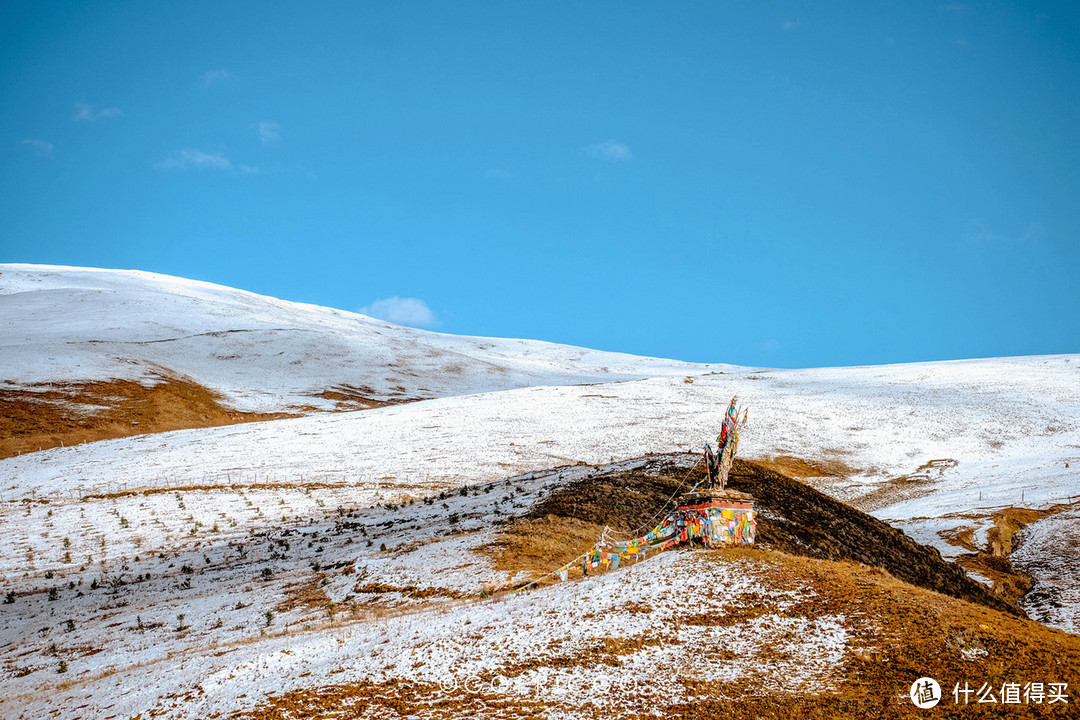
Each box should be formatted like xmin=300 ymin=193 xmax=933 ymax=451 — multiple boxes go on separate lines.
xmin=3 ymin=354 xmax=1077 ymax=528
xmin=0 ymin=458 xmax=851 ymax=719
xmin=0 ymin=264 xmax=718 ymax=411
xmin=3 ymin=355 xmax=1078 ymax=634
xmin=1012 ymin=505 xmax=1080 ymax=633
xmin=2 ymin=264 xmax=1079 ymax=717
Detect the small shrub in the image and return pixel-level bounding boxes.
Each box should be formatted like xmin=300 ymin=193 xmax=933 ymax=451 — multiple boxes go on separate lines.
xmin=58 ymin=660 xmax=68 ymax=674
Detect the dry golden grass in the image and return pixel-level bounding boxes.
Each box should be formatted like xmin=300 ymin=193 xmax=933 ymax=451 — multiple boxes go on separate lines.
xmin=274 ymin=575 xmax=332 ymax=614
xmin=0 ymin=374 xmax=425 ymax=460
xmin=351 ymin=582 xmax=469 ymax=600
xmin=314 ymin=383 xmax=421 ymax=411
xmin=476 ymin=514 xmax=607 ymax=588
xmin=0 ymin=374 xmax=293 ymax=460
xmin=757 ymin=454 xmax=859 ymax=479
xmin=946 ymin=504 xmax=1074 ymax=605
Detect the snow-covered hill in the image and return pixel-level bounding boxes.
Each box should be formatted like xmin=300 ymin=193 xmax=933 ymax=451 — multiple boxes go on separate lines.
xmin=2 ymin=263 xmax=1079 ymax=718
xmin=0 ymin=264 xmax=718 ymax=412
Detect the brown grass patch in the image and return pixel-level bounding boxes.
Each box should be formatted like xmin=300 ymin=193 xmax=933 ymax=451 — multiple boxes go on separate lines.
xmin=476 ymin=514 xmax=608 ymax=586
xmin=0 ymin=373 xmax=293 ymax=460
xmin=352 ymin=582 xmax=468 ymax=600
xmin=938 ymin=525 xmax=980 ymax=553
xmin=474 ymin=460 xmax=702 ymax=589
xmin=314 ymin=383 xmax=422 ymax=411
xmin=275 ymin=575 xmax=331 ymax=614
xmin=757 ymin=454 xmax=858 ymax=479
xmin=950 ymin=504 xmax=1073 ymax=605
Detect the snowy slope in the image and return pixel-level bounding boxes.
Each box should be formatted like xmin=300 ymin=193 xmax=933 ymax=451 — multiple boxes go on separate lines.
xmin=3 ymin=356 xmax=1077 ymax=515
xmin=1 ymin=453 xmax=1074 ymax=719
xmin=2 ymin=265 xmax=1079 ymax=717
xmin=3 ymin=353 xmax=1078 ymax=638
xmin=0 ymin=264 xmax=719 ymax=412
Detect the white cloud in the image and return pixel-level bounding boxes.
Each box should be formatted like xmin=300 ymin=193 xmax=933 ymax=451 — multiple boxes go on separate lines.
xmin=74 ymin=102 xmax=123 ymax=122
xmin=581 ymin=139 xmax=634 ymax=162
xmin=22 ymin=139 xmax=54 ymax=158
xmin=782 ymin=19 xmax=801 ymax=30
xmin=359 ymin=297 xmax=437 ymax=328
xmin=157 ymin=149 xmax=233 ymax=171
xmin=253 ymin=120 xmax=281 ymax=145
xmin=962 ymin=219 xmax=1045 ymax=248
xmin=200 ymin=69 xmax=236 ymax=86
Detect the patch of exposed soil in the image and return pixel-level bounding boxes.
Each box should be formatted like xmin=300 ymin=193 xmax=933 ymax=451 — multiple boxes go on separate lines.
xmin=0 ymin=374 xmax=295 ymax=460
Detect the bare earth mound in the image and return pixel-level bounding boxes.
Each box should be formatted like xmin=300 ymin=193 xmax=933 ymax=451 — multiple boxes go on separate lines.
xmin=491 ymin=455 xmax=1019 ymax=616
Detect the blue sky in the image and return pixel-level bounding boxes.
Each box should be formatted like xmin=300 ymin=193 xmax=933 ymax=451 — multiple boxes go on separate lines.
xmin=2 ymin=1 xmax=1078 ymax=367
